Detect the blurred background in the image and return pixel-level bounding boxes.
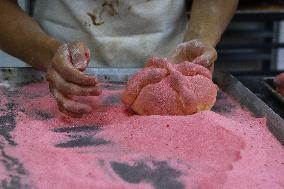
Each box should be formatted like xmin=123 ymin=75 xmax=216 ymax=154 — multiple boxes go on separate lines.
xmin=186 ymin=0 xmax=284 ymax=72
xmin=1 ymin=0 xmax=284 ymax=72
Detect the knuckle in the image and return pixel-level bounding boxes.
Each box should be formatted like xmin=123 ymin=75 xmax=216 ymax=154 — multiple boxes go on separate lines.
xmin=48 ymin=83 xmax=56 ymax=94
xmin=92 ymin=88 xmax=100 ymax=94
xmin=72 ymin=87 xmax=83 ymax=95
xmin=46 ymin=68 xmax=54 ymax=79
xmin=57 ymin=84 xmax=69 ymax=95
xmin=75 ymin=41 xmax=85 ymax=47
xmin=46 ymin=74 xmax=51 ymax=82
xmin=58 ymin=106 xmax=64 ymax=113
xmin=62 ymin=102 xmax=69 ymax=110
xmin=53 ymin=94 xmax=62 ymax=104
xmin=72 ymin=41 xmax=80 ymax=46
xmin=47 ymin=75 xmax=54 ymax=84
xmin=49 ymin=87 xmax=54 ymax=95
xmin=52 ymin=54 xmax=62 ymax=66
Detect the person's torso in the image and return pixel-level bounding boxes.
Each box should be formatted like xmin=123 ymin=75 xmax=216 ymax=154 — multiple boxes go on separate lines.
xmin=33 ymin=0 xmax=187 ymax=68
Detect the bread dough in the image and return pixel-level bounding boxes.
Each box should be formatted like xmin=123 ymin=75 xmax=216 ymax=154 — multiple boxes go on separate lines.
xmin=122 ymin=57 xmax=218 ymax=115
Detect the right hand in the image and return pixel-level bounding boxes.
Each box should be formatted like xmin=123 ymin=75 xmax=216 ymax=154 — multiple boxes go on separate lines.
xmin=171 ymin=39 xmax=217 ymax=73
xmin=46 ymin=42 xmax=101 ymax=118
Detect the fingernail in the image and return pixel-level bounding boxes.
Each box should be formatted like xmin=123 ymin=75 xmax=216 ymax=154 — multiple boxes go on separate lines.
xmin=86 ymin=105 xmax=92 ymax=112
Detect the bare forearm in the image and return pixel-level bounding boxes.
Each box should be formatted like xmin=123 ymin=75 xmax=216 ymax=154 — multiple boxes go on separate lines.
xmin=185 ymin=0 xmax=238 ymax=46
xmin=0 ymin=0 xmax=61 ymax=70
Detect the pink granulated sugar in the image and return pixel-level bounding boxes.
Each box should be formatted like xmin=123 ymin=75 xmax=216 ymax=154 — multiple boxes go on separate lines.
xmin=0 ymin=82 xmax=283 ymax=189
xmin=98 ymin=111 xmax=245 ymax=188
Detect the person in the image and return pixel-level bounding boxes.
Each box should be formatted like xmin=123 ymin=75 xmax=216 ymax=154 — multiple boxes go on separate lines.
xmin=0 ymin=0 xmax=239 ymax=117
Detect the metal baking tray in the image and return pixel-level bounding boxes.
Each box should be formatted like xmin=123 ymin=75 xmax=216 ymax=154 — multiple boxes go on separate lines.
xmin=1 ymin=67 xmax=284 ymax=145
xmin=262 ymin=77 xmax=284 ymax=104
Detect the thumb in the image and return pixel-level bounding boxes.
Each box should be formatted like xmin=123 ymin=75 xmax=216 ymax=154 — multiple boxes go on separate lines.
xmin=171 ymin=42 xmax=189 ymax=64
xmin=192 ymin=49 xmax=217 ymax=70
xmin=68 ymin=42 xmax=91 ymax=72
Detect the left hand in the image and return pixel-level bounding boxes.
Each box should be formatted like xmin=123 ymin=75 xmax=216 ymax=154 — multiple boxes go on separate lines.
xmin=46 ymin=42 xmax=101 ymax=118
xmin=171 ymin=39 xmax=217 ymax=72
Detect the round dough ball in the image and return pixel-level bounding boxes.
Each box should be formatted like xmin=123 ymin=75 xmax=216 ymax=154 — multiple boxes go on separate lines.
xmin=122 ymin=57 xmax=218 ymax=115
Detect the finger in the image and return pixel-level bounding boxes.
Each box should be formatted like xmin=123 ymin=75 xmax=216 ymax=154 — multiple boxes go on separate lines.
xmin=144 ymin=57 xmax=176 ymax=74
xmin=122 ymin=68 xmax=168 ymax=106
xmin=53 ymin=44 xmax=97 ymax=86
xmin=47 ymin=69 xmax=102 ymax=96
xmin=49 ymin=86 xmax=84 ymax=117
xmin=183 ymin=40 xmax=205 ymax=61
xmin=58 ymin=105 xmax=83 ymax=118
xmin=209 ymin=62 xmax=215 ymax=73
xmin=51 ymin=88 xmax=92 ymax=115
xmin=274 ymin=73 xmax=284 ymax=87
xmin=68 ymin=42 xmax=90 ymax=71
xmin=171 ymin=43 xmax=188 ymax=64
xmin=172 ymin=40 xmax=206 ymax=64
xmin=172 ymin=39 xmax=213 ymax=64
xmin=192 ymin=49 xmax=217 ymax=69
xmin=176 ymin=61 xmax=212 ymax=80
xmin=145 ymin=57 xmax=170 ymax=69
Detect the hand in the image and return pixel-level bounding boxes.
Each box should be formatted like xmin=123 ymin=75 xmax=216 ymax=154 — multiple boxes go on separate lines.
xmin=274 ymin=72 xmax=284 ymax=96
xmin=46 ymin=42 xmax=101 ymax=118
xmin=171 ymin=39 xmax=217 ymax=72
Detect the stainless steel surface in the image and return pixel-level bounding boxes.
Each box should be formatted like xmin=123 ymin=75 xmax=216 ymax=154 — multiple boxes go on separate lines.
xmin=0 ymin=67 xmax=138 ymax=85
xmin=86 ymin=68 xmax=139 ymax=82
xmin=1 ymin=67 xmax=284 ymax=145
xmin=0 ymin=67 xmax=45 ymax=86
xmin=215 ymin=71 xmax=284 ymax=145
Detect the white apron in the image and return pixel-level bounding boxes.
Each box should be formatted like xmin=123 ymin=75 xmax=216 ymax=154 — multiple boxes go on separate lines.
xmin=33 ymin=0 xmax=187 ymax=68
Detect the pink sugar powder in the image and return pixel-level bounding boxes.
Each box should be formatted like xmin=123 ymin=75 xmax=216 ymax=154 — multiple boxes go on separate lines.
xmin=97 ymin=111 xmax=245 ymax=188
xmin=0 ymin=82 xmax=283 ymax=189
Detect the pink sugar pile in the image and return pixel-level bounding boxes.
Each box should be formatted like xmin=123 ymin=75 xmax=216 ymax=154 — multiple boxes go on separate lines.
xmin=0 ymin=82 xmax=283 ymax=189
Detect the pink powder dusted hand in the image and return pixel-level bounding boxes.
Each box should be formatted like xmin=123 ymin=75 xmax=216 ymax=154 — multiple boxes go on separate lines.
xmin=122 ymin=57 xmax=218 ymax=115
xmin=171 ymin=39 xmax=217 ymax=72
xmin=46 ymin=42 xmax=101 ymax=118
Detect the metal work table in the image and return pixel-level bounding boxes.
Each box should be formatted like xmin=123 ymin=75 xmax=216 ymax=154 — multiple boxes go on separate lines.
xmin=234 ymin=72 xmax=284 ymax=119
xmin=0 ymin=67 xmax=283 ymax=188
